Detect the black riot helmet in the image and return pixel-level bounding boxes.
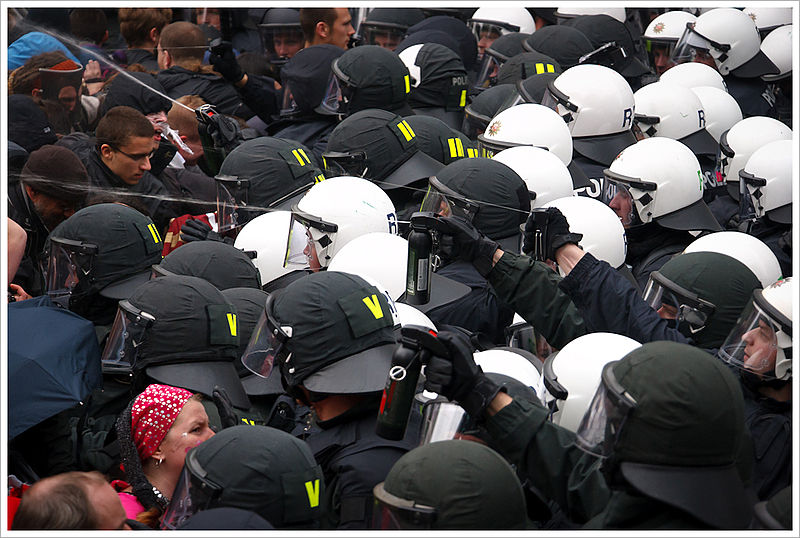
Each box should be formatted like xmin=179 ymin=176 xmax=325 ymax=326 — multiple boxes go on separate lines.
xmin=155 ymin=240 xmax=261 ymax=291
xmin=316 ymin=45 xmax=413 ymax=118
xmin=279 ymin=45 xmax=344 ymax=119
xmin=100 ymin=274 xmax=250 ymax=409
xmin=323 ymin=108 xmax=443 ymax=192
xmin=523 ymin=25 xmax=594 ymax=69
xmin=241 ymin=271 xmax=397 ymax=397
xmin=574 ymin=341 xmax=754 ymax=529
xmin=563 ymin=15 xmax=650 ymax=80
xmin=257 ymin=8 xmax=303 ymax=68
xmin=403 ymin=15 xmax=479 ymax=72
xmin=402 ymin=115 xmax=479 ymax=165
xmin=461 ymin=83 xmax=518 ymax=140
xmin=216 ymin=137 xmax=325 ymax=232
xmin=496 ymin=51 xmax=562 ymax=87
xmin=43 ymin=203 xmax=164 ymax=319
xmin=161 ymin=425 xmax=326 ymax=529
xmin=358 ymin=8 xmax=425 ymax=51
xmin=373 ymin=439 xmax=527 ymax=530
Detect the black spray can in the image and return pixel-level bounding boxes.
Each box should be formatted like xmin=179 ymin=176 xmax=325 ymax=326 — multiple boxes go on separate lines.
xmin=406 ymin=222 xmax=432 ymax=305
xmin=375 ymin=345 xmax=422 ymax=440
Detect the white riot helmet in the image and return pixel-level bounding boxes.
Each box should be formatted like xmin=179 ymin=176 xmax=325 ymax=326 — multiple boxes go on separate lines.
xmin=543 ymin=196 xmax=627 ymax=273
xmin=633 ymin=80 xmax=719 ymax=156
xmin=742 ymin=6 xmax=792 ymax=35
xmin=554 ymin=6 xmax=626 ymax=23
xmin=760 ymin=25 xmax=793 ymax=82
xmin=672 ymin=8 xmax=779 ymax=77
xmin=474 ymin=348 xmax=544 ymax=400
xmin=328 ymin=232 xmax=407 ymax=300
xmin=394 ymin=302 xmax=436 ymax=331
xmin=467 ymin=7 xmax=535 ymax=40
xmin=492 ymin=146 xmax=573 ymax=209
xmin=718 ymin=277 xmax=793 ymax=381
xmin=689 ymin=86 xmax=743 ymax=143
xmin=288 ymin=176 xmax=397 ymax=269
xmin=739 ymin=139 xmax=793 ymax=225
xmin=659 ymin=61 xmax=727 ymax=91
xmin=234 ymin=210 xmax=309 ymax=291
xmin=477 ymin=103 xmax=573 ymax=165
xmin=684 ymin=231 xmax=782 ymax=288
xmin=602 ymin=137 xmax=721 ymax=231
xmin=644 ymin=10 xmax=697 ymax=44
xmin=716 ymin=116 xmax=792 ymax=198
xmin=542 ymin=332 xmax=641 ymax=432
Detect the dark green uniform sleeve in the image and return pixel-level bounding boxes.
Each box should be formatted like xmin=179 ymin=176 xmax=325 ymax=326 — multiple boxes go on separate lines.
xmin=486 ymin=398 xmax=610 ymax=524
xmin=487 ymin=251 xmax=587 ymax=349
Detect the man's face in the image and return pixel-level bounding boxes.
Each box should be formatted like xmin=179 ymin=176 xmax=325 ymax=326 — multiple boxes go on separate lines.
xmin=372 ymin=30 xmax=402 ymax=51
xmin=691 ymin=48 xmax=718 ymax=70
xmin=196 ymin=8 xmax=221 ymax=31
xmin=742 ymin=321 xmax=778 ymax=376
xmin=89 ymin=478 xmax=130 ymax=530
xmin=156 ymin=42 xmax=169 ymax=70
xmin=608 ymin=189 xmax=635 ymax=228
xmin=477 ymin=30 xmax=501 ymax=57
xmin=145 ymin=111 xmax=168 ymax=140
xmin=274 ymin=31 xmax=304 ymax=58
xmin=328 ymin=8 xmax=355 ymax=49
xmin=57 ymin=86 xmax=78 ymax=113
xmin=652 ymin=45 xmax=675 ymax=76
xmin=304 ymin=229 xmax=323 ymax=272
xmin=30 ymin=192 xmax=76 ymax=231
xmin=102 ymin=136 xmax=154 ymax=185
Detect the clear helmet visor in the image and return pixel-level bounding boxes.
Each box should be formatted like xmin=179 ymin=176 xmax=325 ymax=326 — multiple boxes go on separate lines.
xmin=671 ymin=24 xmax=723 ymax=68
xmin=574 ymin=362 xmax=637 ymax=458
xmin=601 ymin=177 xmax=642 ymax=227
xmin=738 ymin=169 xmax=766 ymax=222
xmin=285 ymin=210 xmax=338 ymax=269
xmin=461 ymin=109 xmax=491 ymax=140
xmin=160 ymin=454 xmax=222 ymax=529
xmin=713 ymin=131 xmax=735 ymax=184
xmin=372 ymin=482 xmax=437 ymax=530
xmin=258 ymin=26 xmax=304 ymax=60
xmin=418 ymin=399 xmax=470 ymax=445
xmin=241 ymin=297 xmax=292 ymax=378
xmin=473 ymin=53 xmax=502 ymax=91
xmin=215 ymin=176 xmax=249 ymax=232
xmin=419 ymin=178 xmax=479 ymax=222
xmin=717 ymin=300 xmax=785 ymax=380
xmin=361 ymin=25 xmax=405 ymax=50
xmin=541 ymin=83 xmax=577 ymax=124
xmin=280 ymin=79 xmax=299 ymax=117
xmin=321 ymin=151 xmax=368 ymax=178
xmin=100 ymin=300 xmax=155 ymax=373
xmin=642 ymin=273 xmax=715 ymax=332
xmin=317 ymin=72 xmax=348 ymax=116
xmin=42 ymin=238 xmax=98 ymax=307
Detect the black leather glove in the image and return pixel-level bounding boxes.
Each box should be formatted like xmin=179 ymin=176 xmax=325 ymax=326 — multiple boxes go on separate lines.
xmin=209 ymin=39 xmax=244 ymax=84
xmin=212 ymin=386 xmax=238 ymax=429
xmin=180 ymin=218 xmax=231 ymax=244
xmin=436 ymin=216 xmax=499 ymax=277
xmin=423 ymin=331 xmax=504 ymax=421
xmin=522 ymin=207 xmax=583 ymax=261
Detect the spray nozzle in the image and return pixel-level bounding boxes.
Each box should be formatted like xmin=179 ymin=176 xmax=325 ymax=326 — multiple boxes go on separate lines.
xmin=156 ymin=122 xmax=193 ymax=154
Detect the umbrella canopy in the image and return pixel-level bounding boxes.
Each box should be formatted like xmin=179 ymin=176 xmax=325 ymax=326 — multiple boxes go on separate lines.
xmin=8 ymin=296 xmax=102 ymax=440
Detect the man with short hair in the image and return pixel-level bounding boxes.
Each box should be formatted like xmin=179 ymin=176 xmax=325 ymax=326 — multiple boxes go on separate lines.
xmin=116 ymin=7 xmax=173 ymax=71
xmin=299 ymin=8 xmax=355 ymax=50
xmin=11 ymin=471 xmax=131 ymax=530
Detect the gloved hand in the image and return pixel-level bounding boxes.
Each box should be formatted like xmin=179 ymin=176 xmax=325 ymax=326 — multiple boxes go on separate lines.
xmin=522 ymin=207 xmax=583 ymax=261
xmin=180 ymin=218 xmax=230 ymax=244
xmin=209 ymin=39 xmax=244 ymax=84
xmin=435 ymin=216 xmax=499 ymax=277
xmin=424 ymin=330 xmax=504 ymax=421
xmin=212 ymin=385 xmax=238 ymax=429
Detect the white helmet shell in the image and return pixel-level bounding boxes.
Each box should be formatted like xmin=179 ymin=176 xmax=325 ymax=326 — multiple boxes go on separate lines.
xmin=633 ymin=80 xmax=707 ymax=140
xmin=234 ymin=210 xmax=306 ymax=286
xmin=479 ymin=103 xmax=574 ymax=165
xmin=684 ymin=231 xmax=781 ymax=288
xmin=760 ymin=277 xmax=793 ymax=351
xmin=683 ymin=8 xmax=762 ymax=75
xmin=644 ymin=10 xmax=697 ymax=43
xmin=550 ymin=64 xmax=636 ymax=137
xmin=543 ymin=196 xmax=627 ymax=271
xmin=607 ymin=137 xmax=704 ymax=224
xmin=659 ymin=62 xmax=727 ymax=92
xmin=740 ymin=139 xmax=793 ymax=221
xmin=394 ymin=302 xmax=437 ymax=331
xmin=546 ymin=332 xmax=641 ymax=432
xmin=294 ymin=176 xmax=398 ymax=268
xmin=720 ymin=116 xmax=792 ymax=185
xmin=689 ymin=86 xmax=742 ymax=143
xmin=473 ymin=348 xmax=544 ymax=399
xmin=760 ymin=25 xmax=793 ymax=81
xmin=469 ymin=7 xmax=535 ymax=35
xmin=397 ymin=44 xmax=424 ymax=88
xmin=555 ymin=6 xmax=626 ymax=22
xmin=742 ymin=6 xmax=792 ymax=33
xmin=492 ymin=146 xmax=573 ymax=209
xmin=328 ymin=232 xmax=407 ymax=300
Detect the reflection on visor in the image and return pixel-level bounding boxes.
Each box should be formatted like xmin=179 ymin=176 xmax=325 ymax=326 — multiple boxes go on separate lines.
xmin=541 ymin=82 xmax=578 ymax=124
xmin=241 ymin=296 xmax=292 ymax=378
xmin=579 ymin=42 xmax=628 ymax=70
xmin=321 ymin=151 xmax=368 ymax=178
xmin=285 ymin=209 xmax=338 ymax=269
xmin=462 ymin=111 xmax=491 ymax=140
xmin=601 ymin=179 xmax=640 ymax=227
xmin=216 ymin=176 xmax=249 ymax=232
xmin=671 ymin=22 xmax=729 ymax=67
xmin=419 ymin=399 xmax=469 ymax=445
xmin=642 ymin=272 xmax=715 ymax=331
xmin=468 ymin=20 xmax=519 ymax=40
xmin=101 ymin=300 xmax=155 ymax=373
xmin=43 ymin=238 xmax=98 ymax=304
xmin=318 ymin=71 xmax=352 ymax=116
xmin=280 ymin=82 xmax=298 ymax=117
xmin=419 ymin=177 xmax=479 ymax=221
xmin=160 ymin=452 xmax=222 ymax=529
xmin=362 ymin=25 xmax=405 ymax=49
xmin=717 ymin=299 xmax=787 ymax=380
xmin=574 ymin=361 xmax=637 ymax=458
xmin=372 ymin=482 xmax=437 ymax=530
xmin=473 ymin=54 xmax=502 ymax=91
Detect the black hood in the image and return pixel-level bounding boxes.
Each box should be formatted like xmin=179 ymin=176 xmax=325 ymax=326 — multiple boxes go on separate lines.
xmin=8 ymin=95 xmax=58 ymax=153
xmin=407 ymin=43 xmax=468 ymax=111
xmin=280 ymin=45 xmax=344 ymax=116
xmin=100 ymin=71 xmax=172 ymax=117
xmin=563 ymin=15 xmax=650 ymax=77
xmin=404 ymin=15 xmax=479 ymax=70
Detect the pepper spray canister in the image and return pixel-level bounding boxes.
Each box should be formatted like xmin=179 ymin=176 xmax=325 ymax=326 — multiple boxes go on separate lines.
xmin=406 ymin=221 xmax=432 ymax=305
xmin=375 ymin=344 xmax=422 ymax=440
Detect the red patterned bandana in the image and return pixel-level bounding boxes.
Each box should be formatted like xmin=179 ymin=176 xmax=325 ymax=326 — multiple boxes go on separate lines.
xmin=131 ymin=384 xmax=193 ymax=460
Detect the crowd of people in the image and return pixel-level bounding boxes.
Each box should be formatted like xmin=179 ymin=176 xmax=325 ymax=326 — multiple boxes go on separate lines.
xmin=5 ymin=5 xmax=795 ymax=532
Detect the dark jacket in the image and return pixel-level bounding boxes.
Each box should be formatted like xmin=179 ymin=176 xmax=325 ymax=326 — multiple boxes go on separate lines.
xmin=624 ymin=224 xmax=693 ymax=290
xmin=725 ymin=75 xmax=776 ymax=119
xmin=303 ymin=402 xmax=420 ymax=529
xmin=427 ymin=261 xmax=515 ymax=345
xmin=7 ymin=181 xmax=49 ymax=295
xmin=269 ymin=118 xmax=336 ymax=162
xmin=116 ymin=48 xmax=160 ymax=72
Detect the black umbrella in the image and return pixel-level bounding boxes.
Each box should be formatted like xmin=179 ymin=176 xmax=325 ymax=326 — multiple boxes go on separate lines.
xmin=8 ymin=296 xmax=102 ymax=440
